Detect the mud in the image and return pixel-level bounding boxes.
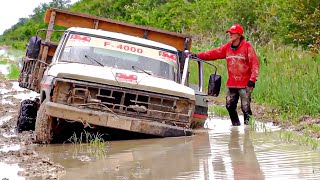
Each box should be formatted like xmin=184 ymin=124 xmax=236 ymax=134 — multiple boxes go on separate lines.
xmin=0 ymin=79 xmax=65 ymax=179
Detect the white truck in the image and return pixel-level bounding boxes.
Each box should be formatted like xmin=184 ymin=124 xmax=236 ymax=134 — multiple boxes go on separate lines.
xmin=17 ymin=8 xmax=220 ymax=143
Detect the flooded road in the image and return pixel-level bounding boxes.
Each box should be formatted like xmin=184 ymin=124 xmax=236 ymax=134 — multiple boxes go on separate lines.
xmin=1 ymin=50 xmax=320 ymax=179
xmin=34 ymin=118 xmax=320 ymax=180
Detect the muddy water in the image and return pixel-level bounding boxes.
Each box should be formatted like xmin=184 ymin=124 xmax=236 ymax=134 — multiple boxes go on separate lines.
xmin=34 ymin=118 xmax=320 ymax=180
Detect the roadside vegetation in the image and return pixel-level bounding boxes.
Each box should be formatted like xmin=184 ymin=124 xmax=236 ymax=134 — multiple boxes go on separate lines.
xmin=208 ymin=105 xmax=229 ymax=117
xmin=0 ymin=56 xmax=20 ymax=80
xmin=0 ymin=0 xmax=319 ymax=136
xmin=7 ymin=64 xmax=20 ymax=80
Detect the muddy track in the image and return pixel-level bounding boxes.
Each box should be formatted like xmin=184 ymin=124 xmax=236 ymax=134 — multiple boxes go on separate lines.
xmin=0 ymin=80 xmax=65 ymax=179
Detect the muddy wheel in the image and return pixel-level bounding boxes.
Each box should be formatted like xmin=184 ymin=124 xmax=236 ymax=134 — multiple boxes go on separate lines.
xmin=34 ymin=102 xmax=54 ymax=143
xmin=16 ymin=98 xmax=40 ymax=133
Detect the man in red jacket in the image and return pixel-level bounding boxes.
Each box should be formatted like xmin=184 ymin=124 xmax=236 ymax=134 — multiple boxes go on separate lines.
xmin=193 ymin=24 xmax=260 ymax=126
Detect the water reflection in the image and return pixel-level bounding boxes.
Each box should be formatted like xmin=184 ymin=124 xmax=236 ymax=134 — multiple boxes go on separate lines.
xmin=33 ymin=121 xmax=320 ymax=180
xmin=228 ymin=127 xmax=264 ymax=179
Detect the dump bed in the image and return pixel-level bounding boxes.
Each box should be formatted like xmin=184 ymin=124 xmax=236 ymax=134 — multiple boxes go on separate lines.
xmin=45 ymin=8 xmax=192 ymax=51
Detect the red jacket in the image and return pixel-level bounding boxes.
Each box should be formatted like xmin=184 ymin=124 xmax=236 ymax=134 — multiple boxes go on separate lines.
xmin=197 ymin=40 xmax=260 ymax=88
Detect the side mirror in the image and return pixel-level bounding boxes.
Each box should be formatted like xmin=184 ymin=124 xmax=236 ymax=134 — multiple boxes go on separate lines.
xmin=208 ymin=74 xmax=221 ymax=97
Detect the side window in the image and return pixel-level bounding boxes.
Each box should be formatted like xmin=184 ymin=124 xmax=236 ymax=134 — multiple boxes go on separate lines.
xmin=52 ymin=32 xmax=68 ymax=63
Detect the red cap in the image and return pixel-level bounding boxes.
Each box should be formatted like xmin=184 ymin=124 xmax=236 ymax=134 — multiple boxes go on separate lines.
xmin=226 ymin=24 xmax=244 ymax=35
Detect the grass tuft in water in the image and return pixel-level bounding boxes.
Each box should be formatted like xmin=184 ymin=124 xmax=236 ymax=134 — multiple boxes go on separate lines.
xmin=67 ymin=130 xmax=108 ymax=159
xmin=248 ymin=117 xmax=271 ymax=134
xmin=279 ymin=130 xmax=320 ymax=150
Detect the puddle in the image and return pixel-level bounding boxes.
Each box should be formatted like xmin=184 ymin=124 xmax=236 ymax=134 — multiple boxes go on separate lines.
xmin=12 ymin=92 xmax=39 ymax=100
xmin=0 ymin=82 xmax=39 ymax=99
xmin=0 ymin=64 xmax=9 ymax=75
xmin=33 ymin=117 xmax=320 ymax=180
xmin=0 ymin=115 xmax=12 ymax=126
xmin=11 ymin=82 xmax=27 ymax=92
xmin=2 ymin=92 xmax=39 ymax=101
xmin=0 ymin=49 xmax=5 ymax=56
xmin=0 ymin=87 xmax=10 ymax=95
xmin=205 ymin=115 xmax=281 ymax=134
xmin=0 ymin=162 xmax=24 ymax=180
xmin=1 ymin=98 xmax=14 ymax=105
xmin=0 ymin=144 xmax=21 ymax=152
xmin=3 ymin=129 xmax=17 ymax=138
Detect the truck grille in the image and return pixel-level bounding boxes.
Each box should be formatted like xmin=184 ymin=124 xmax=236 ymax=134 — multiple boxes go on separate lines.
xmin=52 ymin=79 xmax=193 ymax=127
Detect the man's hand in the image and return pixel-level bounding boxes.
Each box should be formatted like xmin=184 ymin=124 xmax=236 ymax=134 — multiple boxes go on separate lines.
xmin=246 ymin=80 xmax=255 ymax=93
xmin=184 ymin=51 xmax=197 ymax=59
xmin=190 ymin=53 xmax=198 ymax=59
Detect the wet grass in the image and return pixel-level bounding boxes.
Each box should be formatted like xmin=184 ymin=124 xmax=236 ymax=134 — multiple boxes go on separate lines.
xmin=67 ymin=130 xmax=108 ymax=159
xmin=249 ymin=118 xmax=320 ymax=150
xmin=279 ymin=130 xmax=320 ymax=150
xmin=0 ymin=58 xmax=8 ymax=64
xmin=254 ymin=45 xmax=319 ymax=120
xmin=306 ymin=124 xmax=320 ymax=133
xmin=0 ymin=56 xmax=20 ymax=80
xmin=7 ymin=64 xmax=20 ymax=80
xmin=248 ymin=117 xmax=271 ymax=134
xmin=208 ymin=105 xmax=229 ymax=117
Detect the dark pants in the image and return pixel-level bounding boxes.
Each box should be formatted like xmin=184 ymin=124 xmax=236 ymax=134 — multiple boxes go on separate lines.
xmin=226 ymin=88 xmax=252 ymax=126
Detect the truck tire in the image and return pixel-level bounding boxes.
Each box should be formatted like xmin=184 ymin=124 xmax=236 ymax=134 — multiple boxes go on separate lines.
xmin=34 ymin=102 xmax=54 ymax=143
xmin=16 ymin=98 xmax=40 ymax=133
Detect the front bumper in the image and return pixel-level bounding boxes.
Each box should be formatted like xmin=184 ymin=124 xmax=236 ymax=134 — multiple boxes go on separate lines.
xmin=45 ymin=101 xmax=193 ymax=137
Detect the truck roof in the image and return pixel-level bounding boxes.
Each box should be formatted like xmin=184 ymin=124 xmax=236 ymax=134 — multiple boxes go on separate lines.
xmin=68 ymin=27 xmax=177 ymax=52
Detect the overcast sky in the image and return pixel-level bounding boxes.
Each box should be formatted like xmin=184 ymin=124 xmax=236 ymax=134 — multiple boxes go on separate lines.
xmin=0 ymin=0 xmax=79 ymax=35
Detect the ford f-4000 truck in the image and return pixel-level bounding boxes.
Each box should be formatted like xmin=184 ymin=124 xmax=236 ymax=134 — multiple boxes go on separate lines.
xmin=17 ymin=8 xmax=220 ymax=143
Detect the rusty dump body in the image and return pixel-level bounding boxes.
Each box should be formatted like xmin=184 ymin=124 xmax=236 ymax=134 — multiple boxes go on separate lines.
xmin=18 ymin=8 xmax=197 ymax=140
xmin=44 ymin=8 xmax=192 ymax=51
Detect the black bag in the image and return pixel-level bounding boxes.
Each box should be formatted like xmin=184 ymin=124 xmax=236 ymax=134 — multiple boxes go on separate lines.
xmin=208 ymin=74 xmax=221 ymax=97
xmin=26 ymin=36 xmax=41 ymax=59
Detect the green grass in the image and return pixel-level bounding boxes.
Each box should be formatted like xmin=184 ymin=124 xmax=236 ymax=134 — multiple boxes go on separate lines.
xmin=208 ymin=105 xmax=229 ymax=117
xmin=0 ymin=56 xmax=20 ymax=80
xmin=6 ymin=64 xmax=20 ymax=80
xmin=302 ymin=124 xmax=320 ymax=134
xmin=253 ymin=44 xmax=319 ymax=119
xmin=0 ymin=58 xmax=8 ymax=64
xmin=279 ymin=130 xmax=320 ymax=150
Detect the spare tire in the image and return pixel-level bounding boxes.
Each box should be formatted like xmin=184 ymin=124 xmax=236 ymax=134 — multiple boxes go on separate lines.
xmin=26 ymin=36 xmax=41 ymax=59
xmin=16 ymin=98 xmax=40 ymax=133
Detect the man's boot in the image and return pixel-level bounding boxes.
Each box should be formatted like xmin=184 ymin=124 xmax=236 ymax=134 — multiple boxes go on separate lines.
xmin=228 ymin=110 xmax=241 ymax=126
xmin=243 ymin=111 xmax=252 ymax=125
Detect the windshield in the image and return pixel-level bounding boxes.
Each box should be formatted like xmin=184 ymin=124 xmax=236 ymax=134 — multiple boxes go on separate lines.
xmin=59 ymin=33 xmax=178 ymax=81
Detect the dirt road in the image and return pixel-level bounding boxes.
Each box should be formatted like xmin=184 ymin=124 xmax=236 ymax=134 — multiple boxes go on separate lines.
xmin=0 ymin=79 xmax=65 ymax=179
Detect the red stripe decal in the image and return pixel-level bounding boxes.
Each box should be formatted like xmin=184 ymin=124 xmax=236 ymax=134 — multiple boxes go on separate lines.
xmin=192 ymin=114 xmax=208 ymax=119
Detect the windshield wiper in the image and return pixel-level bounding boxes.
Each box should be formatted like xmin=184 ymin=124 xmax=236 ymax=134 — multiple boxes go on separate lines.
xmin=132 ymin=66 xmax=152 ymax=75
xmin=84 ymin=55 xmax=104 ymax=67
